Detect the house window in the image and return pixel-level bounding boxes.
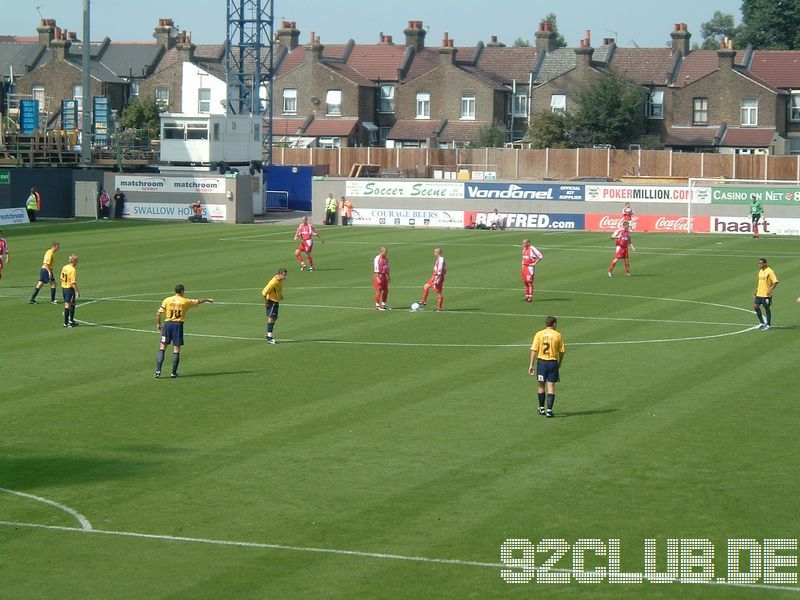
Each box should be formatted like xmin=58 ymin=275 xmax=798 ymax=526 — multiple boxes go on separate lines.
xmin=647 ymin=90 xmax=664 ymax=119
xmin=155 ymin=88 xmax=170 ymax=110
xmin=461 ymin=92 xmax=476 ymax=120
xmin=326 ymin=90 xmax=342 ymax=116
xmin=198 ymin=88 xmax=211 ymax=113
xmin=551 ymin=94 xmax=566 ymax=115
xmin=416 ymin=92 xmax=430 ymax=119
xmin=72 ymin=84 xmax=83 ymax=119
xmin=513 ymin=92 xmax=528 ymax=117
xmin=741 ymin=98 xmax=758 ymax=126
xmin=789 ymin=137 xmax=800 ymax=154
xmin=379 ymin=126 xmax=390 ymax=146
xmin=32 ymin=85 xmax=45 ymax=107
xmin=693 ymin=97 xmax=708 ymax=124
xmin=282 ymin=88 xmax=297 ymax=114
xmin=379 ymin=85 xmax=395 ymax=113
xmin=129 ymin=81 xmax=139 ymax=98
xmin=318 ymin=136 xmax=340 ymax=148
xmin=791 ymin=92 xmax=800 ymax=122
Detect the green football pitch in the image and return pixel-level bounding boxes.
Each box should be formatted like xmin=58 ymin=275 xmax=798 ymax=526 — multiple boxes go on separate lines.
xmin=2 ymin=219 xmax=799 ymax=598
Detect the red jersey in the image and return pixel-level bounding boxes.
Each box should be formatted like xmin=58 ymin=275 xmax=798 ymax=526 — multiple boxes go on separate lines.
xmin=374 ymin=254 xmax=389 ymax=275
xmin=432 ymin=255 xmax=446 ymax=277
xmin=522 ymin=245 xmax=543 ymax=267
xmin=622 ymin=206 xmax=634 ymax=221
xmin=612 ymin=228 xmax=632 ymax=249
xmin=295 ymin=223 xmax=318 ymax=241
xmin=0 ymin=237 xmax=7 ymax=255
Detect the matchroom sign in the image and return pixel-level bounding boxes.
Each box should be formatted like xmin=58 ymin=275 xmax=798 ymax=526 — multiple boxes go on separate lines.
xmin=115 ymin=176 xmax=228 ymax=194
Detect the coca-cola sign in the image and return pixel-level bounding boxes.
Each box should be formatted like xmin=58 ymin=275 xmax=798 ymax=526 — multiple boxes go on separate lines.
xmin=586 ymin=214 xmax=710 ymax=233
xmin=655 ymin=216 xmax=692 ymax=231
xmin=598 ymin=215 xmax=640 ymax=230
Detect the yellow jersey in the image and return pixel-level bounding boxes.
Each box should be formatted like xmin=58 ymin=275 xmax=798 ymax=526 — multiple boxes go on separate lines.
xmin=159 ymin=294 xmax=199 ymax=323
xmin=756 ymin=267 xmax=778 ymax=297
xmin=531 ymin=328 xmax=565 ymax=362
xmin=43 ymin=248 xmax=57 ymax=270
xmin=60 ymin=264 xmax=77 ymax=289
xmin=262 ymin=276 xmax=284 ymax=302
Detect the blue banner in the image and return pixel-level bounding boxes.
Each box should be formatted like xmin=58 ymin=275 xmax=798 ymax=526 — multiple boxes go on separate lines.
xmin=464 ymin=183 xmax=585 ymax=201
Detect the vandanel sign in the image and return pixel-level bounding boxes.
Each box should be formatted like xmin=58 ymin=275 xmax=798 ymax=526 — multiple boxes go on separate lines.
xmin=464 ymin=183 xmax=584 ymax=201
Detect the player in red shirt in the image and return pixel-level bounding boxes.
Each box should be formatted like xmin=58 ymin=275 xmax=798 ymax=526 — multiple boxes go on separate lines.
xmin=622 ymin=202 xmax=634 ymax=224
xmin=608 ymin=221 xmax=636 ymax=277
xmin=420 ymin=247 xmax=446 ymax=311
xmin=373 ymin=246 xmax=390 ymax=310
xmin=521 ymin=239 xmax=543 ymax=302
xmin=293 ymin=216 xmax=324 ymax=271
xmin=0 ymin=230 xmax=8 ymax=281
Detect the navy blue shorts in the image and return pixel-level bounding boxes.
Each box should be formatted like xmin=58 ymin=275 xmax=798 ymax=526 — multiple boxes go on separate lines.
xmin=266 ymin=300 xmax=280 ymax=319
xmin=39 ymin=268 xmax=53 ymax=284
xmin=536 ymin=360 xmax=560 ymax=383
xmin=754 ymin=296 xmax=772 ymax=307
xmin=161 ymin=321 xmax=185 ymax=346
xmin=752 ymin=214 xmax=762 ymax=223
xmin=62 ymin=288 xmax=76 ymax=304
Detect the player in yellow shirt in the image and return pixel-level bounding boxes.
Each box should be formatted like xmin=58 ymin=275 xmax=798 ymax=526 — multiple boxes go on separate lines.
xmin=30 ymin=241 xmax=60 ymax=304
xmin=754 ymin=258 xmax=779 ymax=330
xmin=261 ymin=267 xmax=287 ymax=344
xmin=154 ymin=284 xmax=214 ymax=378
xmin=529 ymin=316 xmax=566 ymax=418
xmin=59 ymin=254 xmax=79 ymax=327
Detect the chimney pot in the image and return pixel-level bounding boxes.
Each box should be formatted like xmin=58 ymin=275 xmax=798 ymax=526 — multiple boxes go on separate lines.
xmin=603 ymin=37 xmax=614 ymax=45
xmin=491 ymin=35 xmax=497 ymax=43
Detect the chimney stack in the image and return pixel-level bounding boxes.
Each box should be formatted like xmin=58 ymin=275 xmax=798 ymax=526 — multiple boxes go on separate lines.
xmin=154 ymin=18 xmax=176 ymax=50
xmin=718 ymin=36 xmax=736 ymax=70
xmin=535 ymin=21 xmax=556 ymax=54
xmin=575 ymin=35 xmax=594 ymax=70
xmin=438 ymin=32 xmax=457 ymax=64
xmin=404 ymin=20 xmax=426 ymax=51
xmin=306 ymin=32 xmax=324 ymax=63
xmin=176 ymin=30 xmax=195 ymax=63
xmin=379 ymin=34 xmax=394 ymax=44
xmin=277 ymin=20 xmax=300 ymax=51
xmin=671 ymin=22 xmax=691 ymax=56
xmin=37 ymin=18 xmax=57 ymax=47
xmin=486 ymin=35 xmax=505 ymax=48
xmin=51 ymin=27 xmax=72 ymax=60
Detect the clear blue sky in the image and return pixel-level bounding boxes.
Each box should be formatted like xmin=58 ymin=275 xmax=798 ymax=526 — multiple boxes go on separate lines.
xmin=7 ymin=1 xmax=742 ymax=49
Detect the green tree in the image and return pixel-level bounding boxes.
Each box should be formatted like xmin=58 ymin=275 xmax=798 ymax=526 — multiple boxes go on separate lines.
xmin=118 ymin=97 xmax=163 ymax=140
xmin=571 ymin=70 xmax=647 ymax=148
xmin=513 ymin=37 xmax=531 ymax=47
xmin=542 ymin=13 xmax=567 ymax=49
xmin=700 ymin=10 xmax=739 ymax=49
xmin=476 ymin=122 xmax=508 ymax=147
xmin=737 ymin=0 xmax=800 ymax=49
xmin=524 ymin=111 xmax=574 ymax=149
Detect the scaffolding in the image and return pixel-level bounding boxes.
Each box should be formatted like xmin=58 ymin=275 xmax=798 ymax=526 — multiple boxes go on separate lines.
xmin=225 ymin=0 xmax=274 ymax=165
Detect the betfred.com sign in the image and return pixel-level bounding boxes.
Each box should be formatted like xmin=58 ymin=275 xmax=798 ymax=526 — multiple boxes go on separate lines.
xmin=350 ymin=208 xmax=464 ymax=228
xmin=465 ymin=211 xmax=584 ymax=230
xmin=586 ymin=214 xmax=710 ymax=233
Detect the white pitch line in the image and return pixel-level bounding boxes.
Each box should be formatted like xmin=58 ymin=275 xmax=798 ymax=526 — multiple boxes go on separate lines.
xmin=0 ymin=521 xmax=797 ymax=593
xmin=0 ymin=489 xmax=92 ymax=531
xmin=83 ymin=297 xmax=750 ymax=327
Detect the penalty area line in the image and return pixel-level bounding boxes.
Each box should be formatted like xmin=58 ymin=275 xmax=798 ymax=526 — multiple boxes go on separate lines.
xmin=0 ymin=521 xmax=798 ymax=593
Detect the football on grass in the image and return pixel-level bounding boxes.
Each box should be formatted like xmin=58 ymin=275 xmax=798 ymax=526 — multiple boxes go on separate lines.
xmin=411 ymin=302 xmax=420 ymax=311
